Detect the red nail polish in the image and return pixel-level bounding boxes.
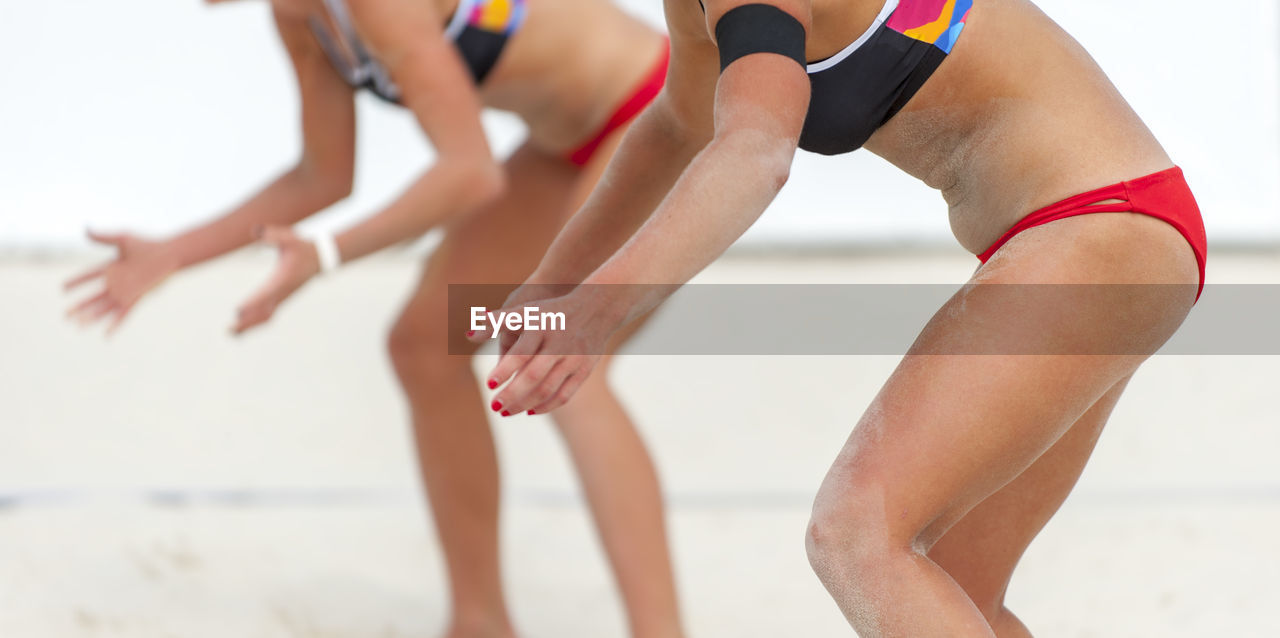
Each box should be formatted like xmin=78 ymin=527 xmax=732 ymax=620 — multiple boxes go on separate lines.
xmin=501 ymin=410 xmax=511 ymax=417
xmin=527 ymin=410 xmax=536 ymax=415
xmin=491 ymin=400 xmax=502 ymax=412
xmin=466 ymin=330 xmax=475 ymax=337
xmin=487 ymin=379 xmax=498 ymax=390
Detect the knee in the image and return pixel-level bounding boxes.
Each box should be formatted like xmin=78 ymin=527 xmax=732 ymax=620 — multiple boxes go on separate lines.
xmin=805 ymin=479 xmax=903 ymax=588
xmin=387 ymin=305 xmax=471 ymax=387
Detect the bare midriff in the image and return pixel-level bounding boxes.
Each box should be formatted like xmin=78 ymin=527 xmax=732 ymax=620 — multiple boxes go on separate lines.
xmin=859 ymin=0 xmax=1174 ymax=253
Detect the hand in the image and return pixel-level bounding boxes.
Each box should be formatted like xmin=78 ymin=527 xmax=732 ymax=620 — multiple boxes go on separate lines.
xmin=232 ymin=226 xmax=321 ymax=335
xmin=64 ymin=230 xmax=181 ymax=334
xmin=467 ymin=286 xmax=624 ymax=416
xmin=484 ymin=278 xmax=573 ymax=356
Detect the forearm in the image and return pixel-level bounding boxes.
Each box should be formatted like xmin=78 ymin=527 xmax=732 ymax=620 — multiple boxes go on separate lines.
xmin=332 ymin=159 xmax=503 ymax=264
xmin=584 ymin=128 xmax=793 ymax=324
xmin=574 ymin=43 xmax=809 ymax=326
xmin=167 ymin=166 xmax=347 ymax=269
xmin=532 ymin=99 xmax=708 ymax=284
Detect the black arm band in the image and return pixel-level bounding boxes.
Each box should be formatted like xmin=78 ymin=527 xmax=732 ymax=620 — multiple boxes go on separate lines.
xmin=714 ymin=4 xmax=807 ymax=73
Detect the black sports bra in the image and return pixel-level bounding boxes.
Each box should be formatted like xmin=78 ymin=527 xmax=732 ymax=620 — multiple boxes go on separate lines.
xmin=309 ymin=0 xmax=527 ymax=104
xmin=704 ymin=0 xmax=972 ymax=155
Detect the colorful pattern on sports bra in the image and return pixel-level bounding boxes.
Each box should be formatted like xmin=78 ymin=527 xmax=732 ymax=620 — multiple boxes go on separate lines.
xmin=465 ymin=0 xmax=526 ymax=35
xmin=885 ymin=0 xmax=972 ymax=54
xmin=699 ymin=0 xmax=972 ymax=155
xmin=311 ymin=0 xmax=526 ymax=103
xmin=795 ymin=0 xmax=971 ymax=155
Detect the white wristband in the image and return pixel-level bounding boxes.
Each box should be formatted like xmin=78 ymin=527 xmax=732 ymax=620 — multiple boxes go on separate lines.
xmin=312 ymin=231 xmax=342 ymax=275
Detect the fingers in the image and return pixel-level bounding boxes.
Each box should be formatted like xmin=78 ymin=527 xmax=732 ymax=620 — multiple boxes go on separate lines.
xmin=485 ymin=329 xmax=543 ymax=391
xmin=67 ymin=291 xmax=114 ymax=326
xmin=465 ymin=300 xmax=531 ymax=350
xmin=526 ymin=366 xmax=588 ymax=416
xmin=86 ymin=229 xmax=126 ymax=247
xmin=83 ymin=297 xmax=118 ymax=325
xmin=67 ymin=290 xmax=108 ymax=318
xmin=232 ymin=281 xmax=284 ymax=336
xmin=231 ymin=296 xmax=277 ymax=336
xmin=105 ymin=302 xmax=135 ymax=337
xmin=465 ymin=292 xmax=596 ymax=416
xmin=464 ymin=305 xmax=521 ymax=345
xmin=63 ymin=263 xmax=107 ymax=291
xmin=230 ymin=269 xmax=301 ymax=335
xmin=493 ymin=355 xmax=572 ymax=417
xmin=466 ymin=319 xmax=497 ymax=343
xmin=67 ymin=290 xmax=134 ymax=335
xmin=497 ymin=322 xmax=521 ymax=356
xmin=466 ymin=284 xmax=540 ymax=345
xmin=232 ymin=272 xmax=287 ymax=335
xmin=231 ymin=235 xmax=309 ymax=335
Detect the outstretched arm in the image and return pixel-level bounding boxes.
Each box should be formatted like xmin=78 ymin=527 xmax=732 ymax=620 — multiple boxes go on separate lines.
xmin=231 ymin=0 xmax=505 ymax=333
xmin=526 ymin=18 xmax=720 ymax=286
xmin=64 ymin=5 xmax=356 ymax=333
xmin=479 ymin=0 xmax=813 ymax=415
xmin=583 ymin=0 xmax=810 ymax=315
xmin=167 ymin=6 xmax=358 ymax=269
xmin=320 ymin=0 xmax=504 ymax=264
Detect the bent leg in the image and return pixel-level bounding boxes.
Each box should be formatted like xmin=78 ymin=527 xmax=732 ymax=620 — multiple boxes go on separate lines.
xmin=550 ymin=348 xmax=682 ymax=638
xmin=388 ymin=143 xmax=578 ymax=638
xmin=927 ymin=375 xmax=1132 ymax=637
xmin=805 ymin=213 xmax=1199 ymax=636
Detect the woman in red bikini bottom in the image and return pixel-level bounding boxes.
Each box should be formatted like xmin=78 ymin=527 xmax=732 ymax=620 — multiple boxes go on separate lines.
xmin=471 ymin=0 xmax=1206 ymax=634
xmin=64 ymin=1 xmax=682 ymax=636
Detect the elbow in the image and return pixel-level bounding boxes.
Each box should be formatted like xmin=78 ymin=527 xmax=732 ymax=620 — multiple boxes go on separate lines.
xmin=768 ymin=147 xmax=793 ymax=192
xmin=471 ymin=159 xmax=507 ymax=206
xmin=295 ymin=162 xmax=354 ymax=207
xmin=453 ymin=155 xmax=507 ymax=210
xmin=320 ymin=173 xmax=355 ymax=204
xmin=714 ymin=127 xmax=795 ymax=193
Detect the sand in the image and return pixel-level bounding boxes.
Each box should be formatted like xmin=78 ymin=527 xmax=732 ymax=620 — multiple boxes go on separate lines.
xmin=2 ymin=250 xmax=1278 ymax=637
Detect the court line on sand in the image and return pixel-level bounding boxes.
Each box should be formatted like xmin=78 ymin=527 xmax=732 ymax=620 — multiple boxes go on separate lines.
xmin=1 ymin=486 xmax=1278 ymax=511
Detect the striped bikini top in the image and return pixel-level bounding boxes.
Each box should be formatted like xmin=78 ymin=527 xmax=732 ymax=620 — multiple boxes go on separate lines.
xmin=309 ymin=0 xmax=527 ymax=104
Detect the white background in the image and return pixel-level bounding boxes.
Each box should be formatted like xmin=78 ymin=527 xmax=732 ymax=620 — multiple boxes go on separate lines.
xmin=1 ymin=0 xmax=1276 ymax=251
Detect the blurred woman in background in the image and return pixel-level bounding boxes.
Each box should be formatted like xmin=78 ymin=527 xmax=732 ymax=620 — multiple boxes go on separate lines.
xmin=64 ymin=1 xmax=683 ymax=637
xmin=472 ymin=0 xmax=1206 ymax=634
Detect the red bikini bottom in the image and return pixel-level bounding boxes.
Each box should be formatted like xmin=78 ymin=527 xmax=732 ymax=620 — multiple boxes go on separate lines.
xmin=565 ymin=40 xmax=670 ymax=167
xmin=977 ymin=166 xmax=1207 ymax=299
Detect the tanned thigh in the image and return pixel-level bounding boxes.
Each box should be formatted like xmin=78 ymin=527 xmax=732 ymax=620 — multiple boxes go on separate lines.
xmin=815 ymin=212 xmax=1198 ymax=553
xmin=925 ymin=373 xmax=1131 ymax=613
